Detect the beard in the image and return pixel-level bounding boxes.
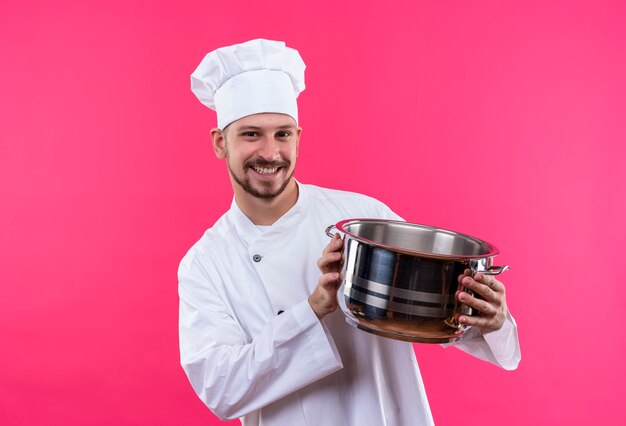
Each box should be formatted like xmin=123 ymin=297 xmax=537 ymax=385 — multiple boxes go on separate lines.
xmin=227 ymin=156 xmax=295 ymax=200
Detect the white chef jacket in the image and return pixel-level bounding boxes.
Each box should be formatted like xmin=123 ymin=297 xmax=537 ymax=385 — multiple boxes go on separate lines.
xmin=178 ymin=183 xmax=520 ymax=425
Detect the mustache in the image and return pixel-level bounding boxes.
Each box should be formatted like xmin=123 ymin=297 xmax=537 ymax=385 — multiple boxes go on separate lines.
xmin=245 ymin=158 xmax=290 ymax=169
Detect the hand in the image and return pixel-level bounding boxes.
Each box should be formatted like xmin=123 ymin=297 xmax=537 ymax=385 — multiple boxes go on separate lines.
xmin=456 ymin=269 xmax=508 ymax=334
xmin=309 ymin=233 xmax=344 ymax=320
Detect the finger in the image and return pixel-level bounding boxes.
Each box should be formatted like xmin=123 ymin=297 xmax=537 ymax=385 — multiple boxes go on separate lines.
xmin=457 ymin=291 xmax=496 ymax=315
xmin=461 ymin=275 xmax=497 ymax=301
xmin=457 ymin=269 xmax=472 ymax=286
xmin=474 ymin=273 xmax=505 ymax=294
xmin=457 ymin=314 xmax=495 ymax=329
xmin=319 ymin=272 xmax=341 ymax=290
xmin=322 ymin=233 xmax=343 ymax=255
xmin=317 ymin=251 xmax=343 ymax=271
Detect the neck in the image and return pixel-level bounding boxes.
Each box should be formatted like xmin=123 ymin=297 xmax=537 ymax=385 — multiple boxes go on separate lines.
xmin=233 ymin=179 xmax=299 ymax=226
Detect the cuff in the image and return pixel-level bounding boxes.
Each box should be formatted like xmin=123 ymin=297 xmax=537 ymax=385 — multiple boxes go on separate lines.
xmin=291 ymin=299 xmax=343 ymax=371
xmin=483 ymin=311 xmax=521 ymax=370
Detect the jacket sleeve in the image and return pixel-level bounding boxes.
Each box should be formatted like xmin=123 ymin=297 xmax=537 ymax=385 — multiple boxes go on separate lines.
xmin=178 ymin=253 xmax=343 ymax=420
xmin=443 ymin=312 xmax=521 ymax=370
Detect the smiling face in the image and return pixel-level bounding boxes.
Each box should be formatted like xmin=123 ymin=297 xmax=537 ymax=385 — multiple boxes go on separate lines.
xmin=212 ymin=113 xmax=301 ymax=201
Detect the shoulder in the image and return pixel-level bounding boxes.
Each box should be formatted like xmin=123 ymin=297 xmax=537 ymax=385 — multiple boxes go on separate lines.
xmin=178 ymin=212 xmax=238 ymax=280
xmin=302 ymin=183 xmax=386 ymax=207
xmin=300 ymin=183 xmax=403 ymax=220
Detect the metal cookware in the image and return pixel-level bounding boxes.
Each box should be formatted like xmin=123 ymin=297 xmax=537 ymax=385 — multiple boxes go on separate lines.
xmin=326 ymin=219 xmax=509 ymax=344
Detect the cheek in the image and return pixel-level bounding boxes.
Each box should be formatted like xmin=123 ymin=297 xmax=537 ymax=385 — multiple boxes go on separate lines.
xmin=228 ymin=146 xmax=253 ymax=164
xmin=282 ymin=145 xmax=298 ymax=160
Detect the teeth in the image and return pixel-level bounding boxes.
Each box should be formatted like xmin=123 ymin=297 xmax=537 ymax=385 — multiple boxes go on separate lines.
xmin=253 ymin=166 xmax=278 ymax=175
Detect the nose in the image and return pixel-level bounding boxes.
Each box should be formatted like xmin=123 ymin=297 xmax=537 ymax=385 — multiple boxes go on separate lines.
xmin=257 ymin=135 xmax=279 ymax=160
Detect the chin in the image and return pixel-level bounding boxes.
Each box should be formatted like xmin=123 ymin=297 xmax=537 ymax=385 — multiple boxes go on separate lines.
xmin=252 ymin=183 xmax=287 ymax=199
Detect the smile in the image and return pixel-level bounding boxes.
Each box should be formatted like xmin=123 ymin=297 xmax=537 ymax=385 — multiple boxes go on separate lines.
xmin=252 ymin=166 xmax=280 ymax=175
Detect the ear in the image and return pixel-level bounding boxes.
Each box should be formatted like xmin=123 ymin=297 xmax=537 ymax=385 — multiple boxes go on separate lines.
xmin=295 ymin=127 xmax=302 ymax=157
xmin=211 ymin=128 xmax=227 ymax=159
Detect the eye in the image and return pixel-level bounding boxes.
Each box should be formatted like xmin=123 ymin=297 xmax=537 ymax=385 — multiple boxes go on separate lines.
xmin=276 ymin=131 xmax=291 ymax=138
xmin=242 ymin=131 xmax=258 ymax=137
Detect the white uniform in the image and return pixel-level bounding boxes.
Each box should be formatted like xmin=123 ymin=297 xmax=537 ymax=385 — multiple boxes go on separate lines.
xmin=178 ymin=183 xmax=520 ymax=425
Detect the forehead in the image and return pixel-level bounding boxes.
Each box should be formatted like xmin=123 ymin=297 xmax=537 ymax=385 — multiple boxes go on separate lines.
xmin=229 ymin=113 xmax=297 ymax=132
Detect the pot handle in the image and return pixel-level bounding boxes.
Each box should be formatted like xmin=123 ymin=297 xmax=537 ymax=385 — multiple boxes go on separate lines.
xmin=469 ymin=259 xmax=510 ymax=276
xmin=478 ymin=265 xmax=510 ymax=275
xmin=325 ymin=224 xmax=339 ymax=238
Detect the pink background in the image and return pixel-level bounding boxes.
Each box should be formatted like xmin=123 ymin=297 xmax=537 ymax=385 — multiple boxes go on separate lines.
xmin=1 ymin=0 xmax=624 ymax=424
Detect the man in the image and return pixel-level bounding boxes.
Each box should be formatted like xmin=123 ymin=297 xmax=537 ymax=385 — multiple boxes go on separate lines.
xmin=179 ymin=39 xmax=520 ymax=425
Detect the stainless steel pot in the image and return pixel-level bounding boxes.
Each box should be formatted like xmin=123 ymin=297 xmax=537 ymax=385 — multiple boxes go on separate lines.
xmin=326 ymin=219 xmax=509 ymax=344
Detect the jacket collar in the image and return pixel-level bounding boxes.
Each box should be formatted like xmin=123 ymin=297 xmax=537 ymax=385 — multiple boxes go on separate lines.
xmin=228 ymin=180 xmax=308 ymax=247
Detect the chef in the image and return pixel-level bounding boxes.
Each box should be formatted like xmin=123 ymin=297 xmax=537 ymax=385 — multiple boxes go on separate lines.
xmin=179 ymin=39 xmax=520 ymax=425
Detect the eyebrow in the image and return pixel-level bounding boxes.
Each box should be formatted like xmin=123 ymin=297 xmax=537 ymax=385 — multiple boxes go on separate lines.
xmin=234 ymin=125 xmax=296 ymax=132
xmin=235 ymin=126 xmax=263 ymax=131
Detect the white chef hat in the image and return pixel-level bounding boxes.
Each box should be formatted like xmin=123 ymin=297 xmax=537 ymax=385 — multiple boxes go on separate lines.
xmin=191 ymin=39 xmax=306 ymax=130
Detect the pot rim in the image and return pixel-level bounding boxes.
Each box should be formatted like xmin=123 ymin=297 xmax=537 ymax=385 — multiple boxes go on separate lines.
xmin=335 ymin=218 xmax=500 ymax=260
